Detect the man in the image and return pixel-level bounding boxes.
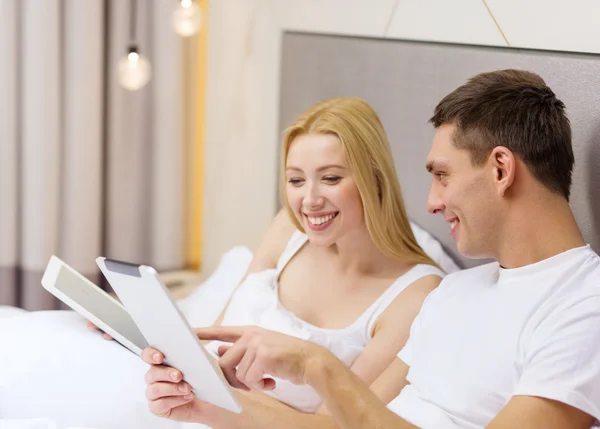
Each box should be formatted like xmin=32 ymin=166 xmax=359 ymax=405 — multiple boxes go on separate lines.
xmin=142 ymin=70 xmax=600 ymax=428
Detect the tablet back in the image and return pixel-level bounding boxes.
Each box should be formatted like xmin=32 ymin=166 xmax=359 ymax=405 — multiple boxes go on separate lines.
xmin=96 ymin=257 xmax=242 ymax=414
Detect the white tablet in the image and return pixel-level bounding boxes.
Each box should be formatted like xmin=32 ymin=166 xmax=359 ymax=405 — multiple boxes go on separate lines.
xmin=41 ymin=255 xmax=149 ymax=355
xmin=96 ymin=256 xmax=242 ymax=414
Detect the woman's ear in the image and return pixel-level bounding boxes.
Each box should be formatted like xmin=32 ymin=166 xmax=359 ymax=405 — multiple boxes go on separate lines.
xmin=490 ymin=146 xmax=515 ymax=196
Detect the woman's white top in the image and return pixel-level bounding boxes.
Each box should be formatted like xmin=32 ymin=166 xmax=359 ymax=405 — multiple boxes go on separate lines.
xmin=206 ymin=230 xmax=444 ymax=412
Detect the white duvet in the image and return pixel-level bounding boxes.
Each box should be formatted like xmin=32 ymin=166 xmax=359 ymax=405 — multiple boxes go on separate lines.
xmin=0 ymin=247 xmax=253 ymax=429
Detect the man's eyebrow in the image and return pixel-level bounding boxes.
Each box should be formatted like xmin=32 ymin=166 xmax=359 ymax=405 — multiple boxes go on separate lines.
xmin=426 ymin=160 xmax=449 ymax=173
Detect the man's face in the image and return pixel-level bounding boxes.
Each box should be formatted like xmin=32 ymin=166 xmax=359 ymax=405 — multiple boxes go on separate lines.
xmin=426 ymin=124 xmax=500 ymax=259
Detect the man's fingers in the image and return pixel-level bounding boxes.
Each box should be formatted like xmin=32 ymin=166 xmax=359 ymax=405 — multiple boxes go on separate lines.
xmin=144 ymin=365 xmax=183 ymax=384
xmin=193 ymin=326 xmax=249 ymax=342
xmin=233 ymin=347 xmax=257 ymax=387
xmin=260 ymin=378 xmax=276 ymax=391
xmin=148 ymin=395 xmax=195 ymax=417
xmin=146 ymin=381 xmax=191 ymax=401
xmin=217 ymin=345 xmax=231 ymax=356
xmin=142 ymin=347 xmax=165 ymax=364
xmin=218 ymin=342 xmax=251 ymax=390
xmin=245 ymin=358 xmax=271 ymax=389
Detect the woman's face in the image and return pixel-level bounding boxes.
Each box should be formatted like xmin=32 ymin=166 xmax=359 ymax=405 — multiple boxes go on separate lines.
xmin=285 ymin=133 xmax=365 ymax=247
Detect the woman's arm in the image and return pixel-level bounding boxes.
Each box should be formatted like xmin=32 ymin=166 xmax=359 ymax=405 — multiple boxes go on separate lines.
xmin=210 ymin=208 xmax=296 ymax=328
xmin=314 ymin=274 xmax=440 ymax=414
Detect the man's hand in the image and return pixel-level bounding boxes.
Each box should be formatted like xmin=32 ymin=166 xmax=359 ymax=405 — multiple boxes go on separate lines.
xmin=141 ymin=347 xmax=207 ymax=422
xmin=196 ymin=325 xmax=327 ymax=391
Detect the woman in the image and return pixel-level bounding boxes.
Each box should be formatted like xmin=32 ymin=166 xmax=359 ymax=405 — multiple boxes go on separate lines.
xmin=133 ymin=97 xmax=444 ymax=419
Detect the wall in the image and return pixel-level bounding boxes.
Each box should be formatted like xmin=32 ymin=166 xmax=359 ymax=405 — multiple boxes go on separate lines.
xmin=201 ymin=0 xmax=600 ymax=275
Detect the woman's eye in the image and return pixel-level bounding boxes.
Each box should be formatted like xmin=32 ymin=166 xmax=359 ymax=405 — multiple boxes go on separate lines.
xmin=288 ymin=178 xmax=304 ymax=186
xmin=323 ymin=176 xmax=341 ymax=184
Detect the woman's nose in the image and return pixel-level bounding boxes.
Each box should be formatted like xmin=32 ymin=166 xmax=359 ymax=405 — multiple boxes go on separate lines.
xmin=303 ymin=184 xmax=325 ymax=209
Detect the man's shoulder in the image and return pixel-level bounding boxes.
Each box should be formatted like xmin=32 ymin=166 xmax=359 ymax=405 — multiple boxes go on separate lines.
xmin=557 ymin=246 xmax=600 ymax=295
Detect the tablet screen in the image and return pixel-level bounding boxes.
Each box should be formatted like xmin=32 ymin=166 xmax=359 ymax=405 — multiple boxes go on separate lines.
xmin=54 ymin=265 xmax=149 ymax=351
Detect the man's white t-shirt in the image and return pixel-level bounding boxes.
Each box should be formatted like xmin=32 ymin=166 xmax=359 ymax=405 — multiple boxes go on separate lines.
xmin=388 ymin=245 xmax=600 ymax=429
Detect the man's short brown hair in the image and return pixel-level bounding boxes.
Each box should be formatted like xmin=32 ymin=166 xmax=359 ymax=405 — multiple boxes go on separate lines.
xmin=430 ymin=69 xmax=574 ymax=200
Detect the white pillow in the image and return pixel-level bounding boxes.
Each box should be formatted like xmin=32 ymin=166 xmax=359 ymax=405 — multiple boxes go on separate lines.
xmin=410 ymin=221 xmax=461 ymax=274
xmin=177 ymin=246 xmax=253 ymax=327
xmin=0 ymin=311 xmax=182 ymax=429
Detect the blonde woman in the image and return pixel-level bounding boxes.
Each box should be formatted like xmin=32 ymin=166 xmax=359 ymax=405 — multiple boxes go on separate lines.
xmin=141 ymin=97 xmax=444 ymax=420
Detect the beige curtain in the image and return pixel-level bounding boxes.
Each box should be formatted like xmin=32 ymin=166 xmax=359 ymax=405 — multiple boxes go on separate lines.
xmin=0 ymin=0 xmax=185 ymax=310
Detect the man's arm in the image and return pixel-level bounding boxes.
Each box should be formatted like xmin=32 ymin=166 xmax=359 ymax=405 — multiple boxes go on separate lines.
xmin=195 ymin=327 xmax=419 ymax=429
xmin=306 ymin=350 xmax=418 ymax=429
xmin=485 ymin=296 xmax=600 ymax=428
xmin=486 ymin=396 xmax=595 ymax=429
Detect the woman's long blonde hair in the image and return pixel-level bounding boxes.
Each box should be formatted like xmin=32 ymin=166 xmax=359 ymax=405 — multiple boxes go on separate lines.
xmin=281 ymin=97 xmax=438 ymax=269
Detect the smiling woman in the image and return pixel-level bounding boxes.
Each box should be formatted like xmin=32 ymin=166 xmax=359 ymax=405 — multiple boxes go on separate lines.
xmin=281 ymin=97 xmax=438 ymax=267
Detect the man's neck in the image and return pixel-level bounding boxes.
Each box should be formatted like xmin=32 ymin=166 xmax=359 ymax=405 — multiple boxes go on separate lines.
xmin=496 ymin=195 xmax=586 ymax=269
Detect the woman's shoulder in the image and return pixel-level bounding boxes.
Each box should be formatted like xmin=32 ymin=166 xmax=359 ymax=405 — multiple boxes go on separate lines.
xmin=408 ymin=263 xmax=446 ymax=280
xmin=247 ymin=209 xmax=297 ymax=275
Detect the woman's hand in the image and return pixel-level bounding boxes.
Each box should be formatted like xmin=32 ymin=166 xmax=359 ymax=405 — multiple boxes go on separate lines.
xmin=141 ymin=347 xmax=207 ymax=422
xmin=86 ymin=321 xmax=113 ymax=340
xmin=140 ymin=327 xmax=328 ymax=422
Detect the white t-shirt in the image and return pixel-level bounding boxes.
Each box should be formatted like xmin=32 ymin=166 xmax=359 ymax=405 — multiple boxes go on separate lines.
xmin=388 ymin=245 xmax=600 ymax=429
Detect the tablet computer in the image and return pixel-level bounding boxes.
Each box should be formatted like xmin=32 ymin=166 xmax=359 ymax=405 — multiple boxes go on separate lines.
xmin=41 ymin=255 xmax=149 ymax=355
xmin=96 ymin=256 xmax=242 ymax=414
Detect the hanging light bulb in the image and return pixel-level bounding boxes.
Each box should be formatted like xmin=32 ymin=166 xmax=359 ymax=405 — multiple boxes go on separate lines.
xmin=118 ymin=45 xmax=151 ymax=91
xmin=118 ymin=0 xmax=151 ymax=91
xmin=172 ymin=0 xmax=203 ymax=37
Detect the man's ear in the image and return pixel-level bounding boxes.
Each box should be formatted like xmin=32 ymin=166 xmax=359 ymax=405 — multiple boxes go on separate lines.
xmin=489 ymin=146 xmax=515 ymax=196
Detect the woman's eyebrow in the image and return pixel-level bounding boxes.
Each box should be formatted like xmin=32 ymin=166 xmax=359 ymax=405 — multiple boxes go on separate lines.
xmin=316 ymin=164 xmax=346 ymax=172
xmin=285 ymin=164 xmax=346 ymax=172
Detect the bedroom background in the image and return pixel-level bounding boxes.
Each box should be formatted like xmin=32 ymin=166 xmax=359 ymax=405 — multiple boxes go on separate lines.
xmin=1 ymin=0 xmax=599 ymax=311
xmin=0 ymin=0 xmax=207 ymax=310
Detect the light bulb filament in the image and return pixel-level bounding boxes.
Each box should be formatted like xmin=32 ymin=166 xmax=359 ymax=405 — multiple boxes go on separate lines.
xmin=128 ymin=52 xmax=140 ymax=62
xmin=181 ymin=0 xmax=192 ymax=8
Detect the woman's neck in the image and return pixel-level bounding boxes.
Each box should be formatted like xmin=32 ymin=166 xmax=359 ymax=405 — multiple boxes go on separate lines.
xmin=322 ymin=227 xmax=402 ymax=277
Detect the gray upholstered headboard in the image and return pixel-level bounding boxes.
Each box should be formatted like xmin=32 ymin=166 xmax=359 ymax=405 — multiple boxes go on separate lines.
xmin=279 ymin=33 xmax=600 ymax=269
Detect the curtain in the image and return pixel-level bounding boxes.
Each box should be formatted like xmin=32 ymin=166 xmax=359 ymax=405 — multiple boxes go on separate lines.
xmin=0 ymin=0 xmax=186 ymax=310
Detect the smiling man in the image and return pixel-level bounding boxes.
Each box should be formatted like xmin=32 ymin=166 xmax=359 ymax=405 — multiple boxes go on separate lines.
xmin=142 ymin=69 xmax=600 ymax=429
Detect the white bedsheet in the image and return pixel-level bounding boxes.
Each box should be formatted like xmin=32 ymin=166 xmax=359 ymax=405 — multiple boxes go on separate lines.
xmin=0 ymin=418 xmax=92 ymax=429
